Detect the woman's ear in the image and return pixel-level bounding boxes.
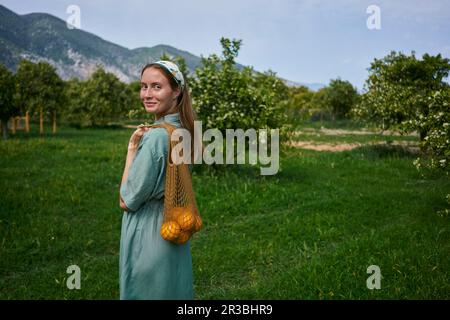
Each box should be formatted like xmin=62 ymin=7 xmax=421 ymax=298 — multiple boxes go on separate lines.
xmin=173 ymin=87 xmax=181 ymax=100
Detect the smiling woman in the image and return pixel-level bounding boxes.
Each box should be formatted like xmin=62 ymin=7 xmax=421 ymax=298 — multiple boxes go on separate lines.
xmin=140 ymin=66 xmax=180 ymax=117
xmin=118 ymin=60 xmax=200 ymax=300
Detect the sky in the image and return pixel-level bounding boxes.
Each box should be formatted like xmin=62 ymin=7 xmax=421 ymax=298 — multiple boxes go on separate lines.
xmin=1 ymin=0 xmax=449 ymax=90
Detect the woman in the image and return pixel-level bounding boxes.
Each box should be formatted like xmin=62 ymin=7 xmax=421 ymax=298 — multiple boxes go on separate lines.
xmin=118 ymin=60 xmax=197 ymax=299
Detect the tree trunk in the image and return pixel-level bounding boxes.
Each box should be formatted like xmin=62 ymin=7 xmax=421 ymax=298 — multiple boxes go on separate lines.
xmin=1 ymin=119 xmax=8 ymax=140
xmin=40 ymin=107 xmax=44 ymax=135
xmin=419 ymin=129 xmax=427 ymax=142
xmin=25 ymin=111 xmax=30 ymax=133
xmin=52 ymin=110 xmax=57 ymax=134
xmin=12 ymin=117 xmax=17 ymax=134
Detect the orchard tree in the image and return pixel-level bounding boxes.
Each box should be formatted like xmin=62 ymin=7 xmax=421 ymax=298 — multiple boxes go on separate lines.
xmin=352 ymin=51 xmax=450 ymax=140
xmin=310 ymin=87 xmax=331 ymax=121
xmin=0 ymin=64 xmax=18 ymax=140
xmin=324 ymin=78 xmax=359 ymax=120
xmin=285 ymin=85 xmax=315 ymax=121
xmin=126 ymin=80 xmax=146 ymax=121
xmin=66 ymin=67 xmax=133 ymax=127
xmin=37 ymin=62 xmax=64 ymax=133
xmin=413 ymin=88 xmax=450 ymax=172
xmin=63 ymin=78 xmax=86 ymax=127
xmin=190 ymin=37 xmax=288 ymax=135
xmin=15 ymin=60 xmax=64 ymax=134
xmin=413 ymin=87 xmax=450 ymax=217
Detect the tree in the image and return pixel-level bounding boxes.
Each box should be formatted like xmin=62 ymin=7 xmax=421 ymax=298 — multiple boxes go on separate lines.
xmin=0 ymin=64 xmax=18 ymax=140
xmin=324 ymin=78 xmax=359 ymax=120
xmin=413 ymin=88 xmax=450 ymax=172
xmin=285 ymin=85 xmax=315 ymax=121
xmin=15 ymin=60 xmax=64 ymax=134
xmin=413 ymin=87 xmax=450 ymax=217
xmin=37 ymin=62 xmax=64 ymax=133
xmin=15 ymin=60 xmax=41 ymax=131
xmin=352 ymin=51 xmax=450 ymax=140
xmin=64 ymin=66 xmax=133 ymax=127
xmin=126 ymin=80 xmax=147 ymax=121
xmin=190 ymin=37 xmax=288 ymax=134
xmin=62 ymin=78 xmax=85 ymax=127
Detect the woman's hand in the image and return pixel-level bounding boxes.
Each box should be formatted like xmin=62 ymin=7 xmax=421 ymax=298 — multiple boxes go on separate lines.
xmin=128 ymin=126 xmax=151 ymax=152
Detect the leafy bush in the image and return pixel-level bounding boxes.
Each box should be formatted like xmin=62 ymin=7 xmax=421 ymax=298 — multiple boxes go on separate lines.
xmin=413 ymin=88 xmax=450 ymax=173
xmin=63 ymin=67 xmax=133 ymax=127
xmin=352 ymin=51 xmax=450 ymax=140
xmin=190 ymin=38 xmax=290 ymax=141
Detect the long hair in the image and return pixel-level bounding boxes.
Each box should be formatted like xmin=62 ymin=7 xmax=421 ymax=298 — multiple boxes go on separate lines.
xmin=141 ymin=63 xmax=202 ymax=163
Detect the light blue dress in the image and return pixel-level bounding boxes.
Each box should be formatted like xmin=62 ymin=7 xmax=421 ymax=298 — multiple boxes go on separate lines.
xmin=119 ymin=113 xmax=194 ymax=300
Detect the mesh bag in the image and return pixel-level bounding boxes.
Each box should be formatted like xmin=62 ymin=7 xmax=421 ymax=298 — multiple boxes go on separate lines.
xmin=142 ymin=122 xmax=202 ymax=244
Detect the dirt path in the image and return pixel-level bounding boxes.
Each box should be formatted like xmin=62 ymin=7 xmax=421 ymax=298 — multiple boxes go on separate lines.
xmin=295 ymin=128 xmax=418 ymax=137
xmin=287 ymin=140 xmax=420 ymax=153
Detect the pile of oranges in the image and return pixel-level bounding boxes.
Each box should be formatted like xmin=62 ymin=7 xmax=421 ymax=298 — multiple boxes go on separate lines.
xmin=160 ymin=206 xmax=202 ymax=244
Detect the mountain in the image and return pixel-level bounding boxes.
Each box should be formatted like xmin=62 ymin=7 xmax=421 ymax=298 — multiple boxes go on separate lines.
xmin=0 ymin=4 xmax=202 ymax=82
xmin=0 ymin=4 xmax=322 ymax=90
xmin=281 ymin=78 xmax=326 ymax=91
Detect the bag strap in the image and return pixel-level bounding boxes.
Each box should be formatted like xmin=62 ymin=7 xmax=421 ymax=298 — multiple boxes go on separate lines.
xmin=148 ymin=123 xmax=177 ymax=165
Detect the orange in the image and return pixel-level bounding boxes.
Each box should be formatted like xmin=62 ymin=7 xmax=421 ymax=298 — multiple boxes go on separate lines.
xmin=177 ymin=210 xmax=196 ymax=231
xmin=193 ymin=215 xmax=203 ymax=232
xmin=169 ymin=207 xmax=184 ymax=220
xmin=175 ymin=230 xmax=191 ymax=244
xmin=160 ymin=221 xmax=181 ymax=242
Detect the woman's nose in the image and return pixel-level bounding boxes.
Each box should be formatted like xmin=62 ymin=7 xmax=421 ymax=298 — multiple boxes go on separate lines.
xmin=143 ymin=87 xmax=153 ymax=98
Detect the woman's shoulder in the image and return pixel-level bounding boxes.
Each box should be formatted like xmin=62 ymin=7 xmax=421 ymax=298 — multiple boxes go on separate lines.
xmin=140 ymin=127 xmax=169 ymax=151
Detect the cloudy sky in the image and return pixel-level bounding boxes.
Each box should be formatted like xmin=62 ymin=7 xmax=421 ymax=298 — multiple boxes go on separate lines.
xmin=1 ymin=0 xmax=449 ymax=90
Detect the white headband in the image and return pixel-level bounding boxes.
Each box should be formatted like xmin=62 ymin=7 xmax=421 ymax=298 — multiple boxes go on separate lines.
xmin=152 ymin=60 xmax=185 ymax=88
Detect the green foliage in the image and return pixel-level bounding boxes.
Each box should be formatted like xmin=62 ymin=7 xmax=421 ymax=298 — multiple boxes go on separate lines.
xmin=0 ymin=63 xmax=17 ymax=139
xmin=126 ymin=80 xmax=146 ymax=120
xmin=15 ymin=59 xmax=64 ymax=118
xmin=323 ymin=78 xmax=359 ymax=120
xmin=0 ymin=63 xmax=17 ymax=121
xmin=310 ymin=86 xmax=333 ymax=121
xmin=285 ymin=85 xmax=315 ymax=121
xmin=285 ymin=79 xmax=359 ymax=125
xmin=190 ymin=37 xmax=289 ymax=140
xmin=413 ymin=88 xmax=450 ymax=173
xmin=63 ymin=66 xmax=133 ymax=127
xmin=353 ymin=51 xmax=450 ymax=213
xmin=352 ymin=51 xmax=450 ymax=139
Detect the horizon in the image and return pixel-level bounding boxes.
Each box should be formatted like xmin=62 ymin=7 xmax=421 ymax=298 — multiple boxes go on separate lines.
xmin=1 ymin=0 xmax=449 ymax=90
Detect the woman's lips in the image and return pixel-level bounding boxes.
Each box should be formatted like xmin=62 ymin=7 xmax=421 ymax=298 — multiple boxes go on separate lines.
xmin=144 ymin=101 xmax=157 ymax=107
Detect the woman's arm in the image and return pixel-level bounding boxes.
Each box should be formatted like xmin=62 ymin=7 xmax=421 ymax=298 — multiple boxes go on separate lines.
xmin=119 ymin=149 xmax=137 ymax=211
xmin=119 ymin=127 xmax=150 ymax=212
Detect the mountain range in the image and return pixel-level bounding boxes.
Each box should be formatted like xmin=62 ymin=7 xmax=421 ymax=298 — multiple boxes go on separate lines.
xmin=0 ymin=4 xmax=325 ymax=90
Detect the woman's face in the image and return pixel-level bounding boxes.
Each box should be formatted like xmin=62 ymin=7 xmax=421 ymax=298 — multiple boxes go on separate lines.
xmin=140 ymin=67 xmax=180 ymax=117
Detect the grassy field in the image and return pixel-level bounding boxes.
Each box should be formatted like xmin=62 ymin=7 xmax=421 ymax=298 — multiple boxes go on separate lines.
xmin=0 ymin=123 xmax=449 ymax=299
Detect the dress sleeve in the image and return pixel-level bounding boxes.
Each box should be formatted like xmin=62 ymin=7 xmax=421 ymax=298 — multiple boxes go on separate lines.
xmin=120 ymin=129 xmax=168 ymax=212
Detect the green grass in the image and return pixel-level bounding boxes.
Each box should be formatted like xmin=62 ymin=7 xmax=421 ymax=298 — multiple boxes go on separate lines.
xmin=0 ymin=125 xmax=449 ymax=299
xmin=295 ymin=118 xmax=375 ymax=131
xmin=292 ymin=132 xmax=419 ymax=145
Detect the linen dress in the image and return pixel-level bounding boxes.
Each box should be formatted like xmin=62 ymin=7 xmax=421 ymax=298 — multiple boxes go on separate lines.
xmin=119 ymin=113 xmax=194 ymax=300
